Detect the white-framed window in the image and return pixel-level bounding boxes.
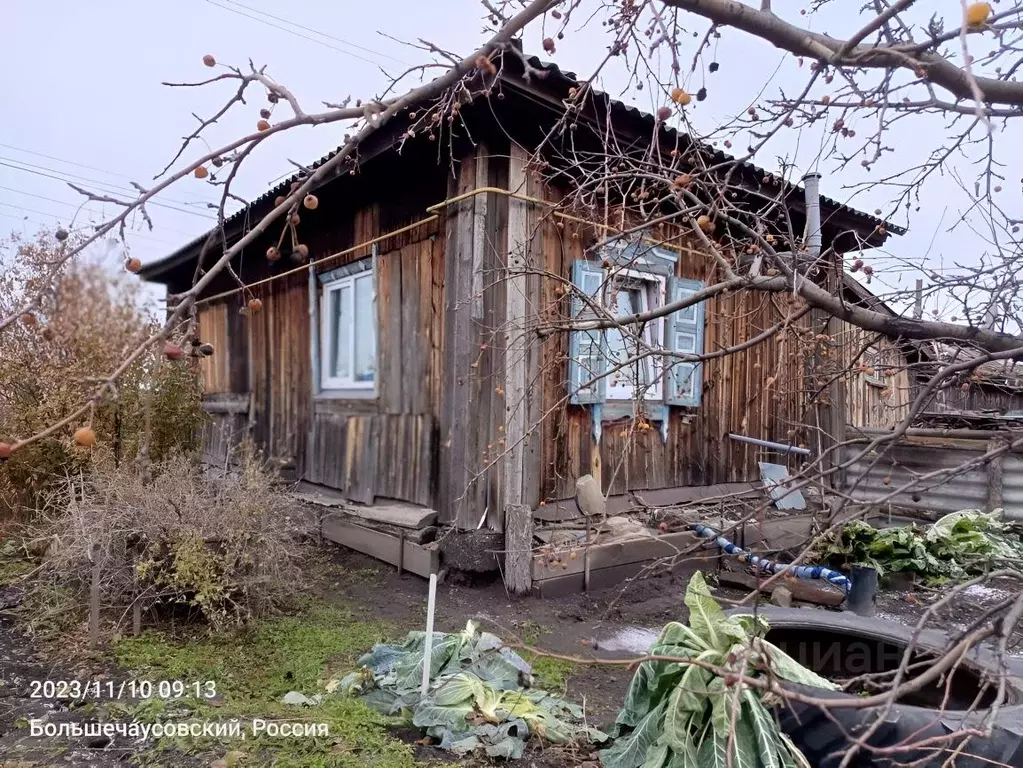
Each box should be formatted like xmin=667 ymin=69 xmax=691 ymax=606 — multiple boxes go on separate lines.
xmin=863 ymin=348 xmax=886 ymax=387
xmin=604 ymin=271 xmax=664 ymax=401
xmin=320 ymin=267 xmax=376 ymax=391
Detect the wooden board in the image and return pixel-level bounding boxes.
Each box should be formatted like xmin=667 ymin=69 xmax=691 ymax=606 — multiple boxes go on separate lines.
xmin=717 ymin=569 xmax=846 ymax=607
xmin=293 ymin=489 xmax=437 ymax=529
xmin=532 ymin=531 xmax=716 ymax=582
xmin=321 ymin=514 xmax=439 ymax=578
xmin=343 ymin=415 xmax=379 ymax=504
xmin=532 ymin=553 xmax=716 ymax=598
xmin=533 ymin=482 xmax=763 ymax=522
xmin=736 ymin=515 xmax=817 ymax=552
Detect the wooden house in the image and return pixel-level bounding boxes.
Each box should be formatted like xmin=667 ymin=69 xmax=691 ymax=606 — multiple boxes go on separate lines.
xmin=140 ymin=47 xmax=898 ymax=591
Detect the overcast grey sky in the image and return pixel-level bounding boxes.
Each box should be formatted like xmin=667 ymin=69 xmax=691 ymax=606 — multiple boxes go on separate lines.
xmin=4 ymin=1 xmax=1015 ymax=320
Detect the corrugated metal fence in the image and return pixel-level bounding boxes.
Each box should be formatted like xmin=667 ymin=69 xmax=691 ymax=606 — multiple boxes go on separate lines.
xmin=840 ymin=431 xmax=1023 ymax=520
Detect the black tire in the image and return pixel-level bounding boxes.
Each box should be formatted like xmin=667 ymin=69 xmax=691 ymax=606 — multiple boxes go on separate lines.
xmin=727 ymin=607 xmax=1023 ymax=767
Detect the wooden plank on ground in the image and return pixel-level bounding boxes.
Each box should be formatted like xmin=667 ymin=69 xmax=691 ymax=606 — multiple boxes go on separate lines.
xmin=737 ymin=515 xmax=816 ymax=552
xmin=717 ymin=569 xmax=845 ymax=607
xmin=532 ymin=553 xmax=717 ymax=598
xmin=293 ymin=490 xmax=437 ymax=529
xmin=532 ymin=531 xmax=714 ymax=581
xmin=532 ymin=481 xmax=764 ymax=521
xmin=321 ymin=514 xmax=438 ymax=578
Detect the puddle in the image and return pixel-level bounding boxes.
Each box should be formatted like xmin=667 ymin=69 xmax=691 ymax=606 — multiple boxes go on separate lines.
xmin=595 ymin=626 xmax=659 ymax=654
xmin=961 ymin=584 xmax=1013 ymax=603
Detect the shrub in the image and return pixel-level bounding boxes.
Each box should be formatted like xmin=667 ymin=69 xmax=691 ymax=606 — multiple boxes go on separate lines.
xmin=0 ymin=231 xmax=205 ymax=516
xmin=34 ymin=450 xmax=306 ymax=633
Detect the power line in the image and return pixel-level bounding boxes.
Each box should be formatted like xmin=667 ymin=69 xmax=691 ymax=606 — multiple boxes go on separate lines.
xmin=0 ymin=202 xmax=181 ymax=247
xmin=0 ymin=184 xmax=201 ymax=238
xmin=0 ymin=142 xmax=140 ymax=182
xmin=0 ymin=156 xmax=219 ymax=212
xmin=203 ymin=0 xmax=401 ymax=68
xmin=0 ymin=147 xmax=221 ymax=209
xmin=0 ymin=160 xmax=219 ymax=221
xmin=215 ymin=0 xmax=408 ymax=65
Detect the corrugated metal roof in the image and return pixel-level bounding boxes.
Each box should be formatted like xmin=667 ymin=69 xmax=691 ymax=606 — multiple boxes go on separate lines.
xmin=141 ymin=46 xmax=903 ymax=279
xmin=515 ymin=50 xmax=904 ymax=238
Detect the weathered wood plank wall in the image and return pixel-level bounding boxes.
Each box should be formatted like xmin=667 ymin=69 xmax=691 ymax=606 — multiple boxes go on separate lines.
xmin=196 ymin=304 xmax=231 ymax=393
xmin=247 ymin=271 xmax=312 ymax=468
xmin=533 ymin=182 xmax=815 ymax=504
xmin=194 ymin=201 xmax=445 ymax=508
xmin=834 ymin=321 xmax=912 ymax=428
xmin=438 ymin=143 xmax=512 ymax=528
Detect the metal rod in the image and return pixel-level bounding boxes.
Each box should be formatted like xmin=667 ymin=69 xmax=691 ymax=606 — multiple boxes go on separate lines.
xmin=728 ymin=433 xmax=811 ymax=456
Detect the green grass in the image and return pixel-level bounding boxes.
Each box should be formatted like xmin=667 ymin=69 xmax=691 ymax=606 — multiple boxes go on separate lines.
xmin=112 ymin=600 xmax=419 ymax=767
xmin=0 ymin=539 xmax=34 ymax=584
xmin=0 ymin=557 xmax=33 ymax=583
xmin=517 ymin=621 xmax=578 ymax=692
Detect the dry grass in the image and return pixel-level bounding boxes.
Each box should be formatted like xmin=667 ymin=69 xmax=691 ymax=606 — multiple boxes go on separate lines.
xmin=33 ymin=449 xmax=308 ymax=633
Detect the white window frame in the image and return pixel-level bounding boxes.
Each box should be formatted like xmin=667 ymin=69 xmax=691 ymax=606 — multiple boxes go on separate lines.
xmin=863 ymin=348 xmax=886 ymax=388
xmin=320 ymin=270 xmax=376 ymax=392
xmin=604 ymin=268 xmax=664 ymax=402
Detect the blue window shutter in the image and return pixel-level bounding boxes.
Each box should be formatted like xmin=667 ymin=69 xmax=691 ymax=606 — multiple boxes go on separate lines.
xmin=665 ymin=276 xmax=706 ymax=407
xmin=567 ymin=260 xmax=607 ymax=405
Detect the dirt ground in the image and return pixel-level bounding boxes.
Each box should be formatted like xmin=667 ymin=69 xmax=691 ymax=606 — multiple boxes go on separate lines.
xmin=2 ymin=538 xmax=1021 ymax=767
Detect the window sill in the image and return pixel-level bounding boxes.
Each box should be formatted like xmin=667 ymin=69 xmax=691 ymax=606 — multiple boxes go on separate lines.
xmin=315 ymin=388 xmax=377 ymax=401
xmin=599 ymin=401 xmax=668 ymax=422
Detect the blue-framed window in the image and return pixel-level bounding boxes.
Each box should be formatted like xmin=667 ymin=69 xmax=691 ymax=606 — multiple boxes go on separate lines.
xmin=567 ymin=243 xmax=706 ymax=410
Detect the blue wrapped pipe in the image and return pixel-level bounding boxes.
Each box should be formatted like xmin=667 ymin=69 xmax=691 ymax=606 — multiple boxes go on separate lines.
xmin=691 ymin=523 xmax=851 ymax=595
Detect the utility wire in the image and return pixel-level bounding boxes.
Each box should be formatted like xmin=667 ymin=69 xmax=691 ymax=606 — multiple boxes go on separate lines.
xmin=0 ymin=142 xmax=143 ymax=182
xmin=0 ymin=184 xmax=201 ymax=239
xmin=216 ymin=0 xmax=408 ymax=65
xmin=0 ymin=202 xmax=180 ymax=247
xmin=0 ymin=148 xmax=220 ymax=209
xmin=0 ymin=160 xmax=219 ymax=221
xmin=203 ymin=0 xmax=405 ymax=67
xmin=0 ymin=156 xmax=218 ymax=210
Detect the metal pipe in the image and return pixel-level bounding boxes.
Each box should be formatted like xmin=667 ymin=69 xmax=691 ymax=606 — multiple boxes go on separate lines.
xmin=802 ymin=172 xmax=822 ymax=259
xmin=691 ymin=523 xmax=851 ymax=594
xmin=728 ymin=433 xmax=811 ymax=456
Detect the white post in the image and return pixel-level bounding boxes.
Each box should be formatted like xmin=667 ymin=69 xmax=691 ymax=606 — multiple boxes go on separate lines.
xmin=420 ymin=572 xmax=438 ymax=696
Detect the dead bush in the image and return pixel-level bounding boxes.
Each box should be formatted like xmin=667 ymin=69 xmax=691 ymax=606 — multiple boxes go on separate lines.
xmin=34 ymin=449 xmax=307 ymax=633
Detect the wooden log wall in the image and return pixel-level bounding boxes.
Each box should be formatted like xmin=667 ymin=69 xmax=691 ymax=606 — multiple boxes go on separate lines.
xmin=245 ymin=271 xmax=312 ymax=468
xmin=533 ymin=184 xmax=815 ymax=504
xmin=833 ymin=321 xmax=912 ymax=428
